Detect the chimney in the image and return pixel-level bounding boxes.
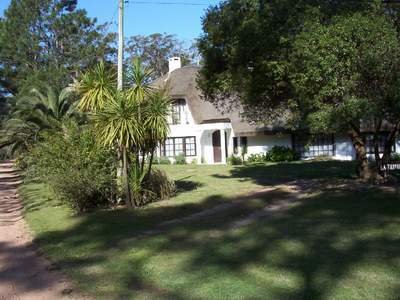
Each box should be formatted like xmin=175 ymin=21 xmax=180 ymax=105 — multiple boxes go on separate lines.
xmin=168 ymin=57 xmax=181 ymax=73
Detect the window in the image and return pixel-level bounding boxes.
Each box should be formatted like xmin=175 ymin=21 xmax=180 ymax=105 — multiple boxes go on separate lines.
xmin=364 ymin=133 xmax=395 ymax=154
xmin=160 ymin=136 xmax=197 ymax=157
xmin=240 ymin=136 xmax=248 ymax=149
xmin=171 ymin=99 xmax=186 ymax=125
xmin=233 ymin=137 xmax=238 ymax=154
xmin=293 ymin=134 xmax=335 ymax=158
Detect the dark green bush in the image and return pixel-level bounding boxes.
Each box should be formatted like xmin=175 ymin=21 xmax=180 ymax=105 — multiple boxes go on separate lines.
xmin=227 ymin=154 xmax=242 ymax=165
xmin=268 ymin=146 xmax=299 ymax=162
xmin=391 ymin=153 xmax=400 ymax=161
xmin=129 ymin=167 xmax=175 ymax=207
xmin=174 ymin=153 xmax=186 ymax=165
xmin=20 ymin=122 xmax=118 ymax=212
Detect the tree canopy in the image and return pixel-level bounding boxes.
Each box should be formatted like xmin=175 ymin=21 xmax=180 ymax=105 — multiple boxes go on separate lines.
xmin=0 ymin=0 xmax=116 ymax=97
xmin=197 ymin=0 xmax=400 ymax=123
xmin=126 ymin=33 xmax=198 ymax=79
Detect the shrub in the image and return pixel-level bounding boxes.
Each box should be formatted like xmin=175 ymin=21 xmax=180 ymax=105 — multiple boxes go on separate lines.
xmin=247 ymin=153 xmax=266 ymax=164
xmin=268 ymin=146 xmax=299 ymax=162
xmin=21 ymin=123 xmax=118 ymax=212
xmin=191 ymin=158 xmax=198 ymax=164
xmin=227 ymin=154 xmax=242 ymax=165
xmin=158 ymin=156 xmax=171 ymax=165
xmin=129 ymin=168 xmax=175 ymax=206
xmin=174 ymin=153 xmax=186 ymax=165
xmin=391 ymin=153 xmax=400 ymax=161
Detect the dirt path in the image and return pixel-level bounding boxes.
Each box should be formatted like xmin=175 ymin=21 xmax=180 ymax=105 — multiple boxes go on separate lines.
xmin=0 ymin=161 xmax=83 ymax=300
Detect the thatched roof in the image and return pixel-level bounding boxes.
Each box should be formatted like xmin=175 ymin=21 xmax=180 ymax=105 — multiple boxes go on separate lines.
xmin=153 ymin=66 xmax=284 ymax=136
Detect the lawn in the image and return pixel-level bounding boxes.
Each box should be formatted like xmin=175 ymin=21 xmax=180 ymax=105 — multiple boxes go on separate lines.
xmin=20 ymin=161 xmax=400 ymax=299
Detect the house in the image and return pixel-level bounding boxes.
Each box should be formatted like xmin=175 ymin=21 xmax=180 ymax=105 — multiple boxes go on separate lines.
xmin=154 ymin=57 xmax=400 ymax=164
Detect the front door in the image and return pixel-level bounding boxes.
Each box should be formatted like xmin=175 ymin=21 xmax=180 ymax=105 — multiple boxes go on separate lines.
xmin=212 ymin=130 xmax=222 ymax=163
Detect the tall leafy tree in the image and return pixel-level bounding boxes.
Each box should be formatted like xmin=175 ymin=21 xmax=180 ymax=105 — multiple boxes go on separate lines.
xmin=291 ymin=11 xmax=400 ymax=180
xmin=0 ymin=0 xmax=116 ymax=98
xmin=198 ymin=0 xmax=400 ymax=179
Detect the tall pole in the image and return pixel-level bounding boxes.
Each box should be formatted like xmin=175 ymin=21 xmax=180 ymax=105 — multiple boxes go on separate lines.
xmin=117 ymin=0 xmax=124 ymax=90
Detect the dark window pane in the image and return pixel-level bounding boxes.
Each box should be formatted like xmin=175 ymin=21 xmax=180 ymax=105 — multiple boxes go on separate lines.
xmin=293 ymin=134 xmax=334 ymax=158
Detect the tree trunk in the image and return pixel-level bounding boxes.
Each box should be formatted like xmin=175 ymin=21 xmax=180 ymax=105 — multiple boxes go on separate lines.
xmin=122 ymin=146 xmax=132 ymax=208
xmin=147 ymin=146 xmax=156 ymax=178
xmin=349 ymin=124 xmax=373 ymax=181
xmin=373 ymin=119 xmax=383 ymax=176
xmin=382 ymin=121 xmax=400 ymax=165
xmin=140 ymin=149 xmax=146 ymax=174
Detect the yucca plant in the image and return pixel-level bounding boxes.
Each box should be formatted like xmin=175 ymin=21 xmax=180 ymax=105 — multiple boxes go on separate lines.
xmin=91 ymin=91 xmax=142 ymax=207
xmin=77 ymin=59 xmax=171 ymax=208
xmin=76 ymin=61 xmax=117 ymax=112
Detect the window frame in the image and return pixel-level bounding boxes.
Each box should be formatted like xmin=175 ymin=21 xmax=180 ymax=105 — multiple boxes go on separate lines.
xmin=170 ymin=98 xmax=187 ymax=125
xmin=160 ymin=136 xmax=197 ymax=157
xmin=293 ymin=133 xmax=335 ymax=158
xmin=363 ymin=132 xmax=395 ymax=155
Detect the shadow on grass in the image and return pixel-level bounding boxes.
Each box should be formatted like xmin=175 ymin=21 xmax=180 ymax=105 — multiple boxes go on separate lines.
xmin=32 ymin=181 xmax=400 ymax=299
xmin=212 ymin=160 xmax=357 ymax=186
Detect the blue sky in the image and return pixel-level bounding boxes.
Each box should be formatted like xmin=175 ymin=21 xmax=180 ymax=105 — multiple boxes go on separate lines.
xmin=0 ymin=0 xmax=220 ymax=42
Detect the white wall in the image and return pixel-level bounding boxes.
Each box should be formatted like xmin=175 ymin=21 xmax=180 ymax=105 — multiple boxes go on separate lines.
xmin=334 ymin=135 xmax=355 ymax=161
xmin=245 ymin=134 xmax=292 ymax=157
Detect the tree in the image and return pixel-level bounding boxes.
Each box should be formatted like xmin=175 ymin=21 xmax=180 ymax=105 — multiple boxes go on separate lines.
xmin=290 ymin=11 xmax=400 ymax=180
xmin=77 ymin=59 xmax=170 ymax=207
xmin=0 ymin=86 xmax=77 ymax=154
xmin=0 ymin=0 xmax=116 ymax=98
xmin=125 ymin=33 xmax=196 ymax=79
xmin=198 ymin=0 xmax=400 ymax=179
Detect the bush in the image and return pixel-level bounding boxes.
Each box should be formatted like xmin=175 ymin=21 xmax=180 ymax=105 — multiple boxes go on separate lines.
xmin=247 ymin=153 xmax=266 ymax=164
xmin=20 ymin=123 xmax=118 ymax=212
xmin=129 ymin=168 xmax=175 ymax=207
xmin=227 ymin=154 xmax=242 ymax=165
xmin=174 ymin=153 xmax=186 ymax=165
xmin=391 ymin=153 xmax=400 ymax=161
xmin=158 ymin=156 xmax=171 ymax=165
xmin=268 ymin=146 xmax=299 ymax=162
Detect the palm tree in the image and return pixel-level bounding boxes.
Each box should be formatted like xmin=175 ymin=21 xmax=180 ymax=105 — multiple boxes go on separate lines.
xmin=142 ymin=89 xmax=171 ymax=175
xmin=14 ymin=86 xmax=76 ymax=128
xmin=76 ymin=61 xmax=117 ymax=112
xmin=91 ymin=91 xmax=142 ymax=207
xmin=1 ymin=86 xmax=76 ymax=154
xmin=77 ymin=59 xmax=170 ymax=207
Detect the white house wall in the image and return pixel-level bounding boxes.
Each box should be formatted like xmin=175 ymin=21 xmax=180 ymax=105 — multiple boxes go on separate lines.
xmin=245 ymin=134 xmax=292 ymax=157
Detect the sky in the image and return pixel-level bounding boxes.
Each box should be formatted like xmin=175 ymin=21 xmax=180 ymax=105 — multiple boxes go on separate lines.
xmin=0 ymin=0 xmax=220 ymax=42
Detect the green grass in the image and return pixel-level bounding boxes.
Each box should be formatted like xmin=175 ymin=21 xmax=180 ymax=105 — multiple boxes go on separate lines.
xmin=20 ymin=161 xmax=400 ymax=299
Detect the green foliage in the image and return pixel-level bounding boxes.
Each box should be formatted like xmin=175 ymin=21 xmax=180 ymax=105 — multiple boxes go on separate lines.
xmin=247 ymin=147 xmax=299 ymax=163
xmin=227 ymin=154 xmax=242 ymax=165
xmin=391 ymin=153 xmax=400 ymax=161
xmin=228 ymin=154 xmax=243 ymax=165
xmin=78 ymin=59 xmax=171 ymax=207
xmin=197 ymin=0 xmax=382 ymax=123
xmin=20 ymin=122 xmax=117 ymax=212
xmin=144 ymin=169 xmax=176 ymax=203
xmin=267 ymin=146 xmax=299 ymax=162
xmin=0 ymin=0 xmax=115 ymax=97
xmin=0 ymin=86 xmax=77 ymax=155
xmin=174 ymin=153 xmax=187 ymax=165
xmin=125 ymin=33 xmax=198 ymax=79
xmin=158 ymin=156 xmax=172 ymax=165
xmin=247 ymin=153 xmax=267 ymax=164
xmin=76 ymin=61 xmax=117 ymax=112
